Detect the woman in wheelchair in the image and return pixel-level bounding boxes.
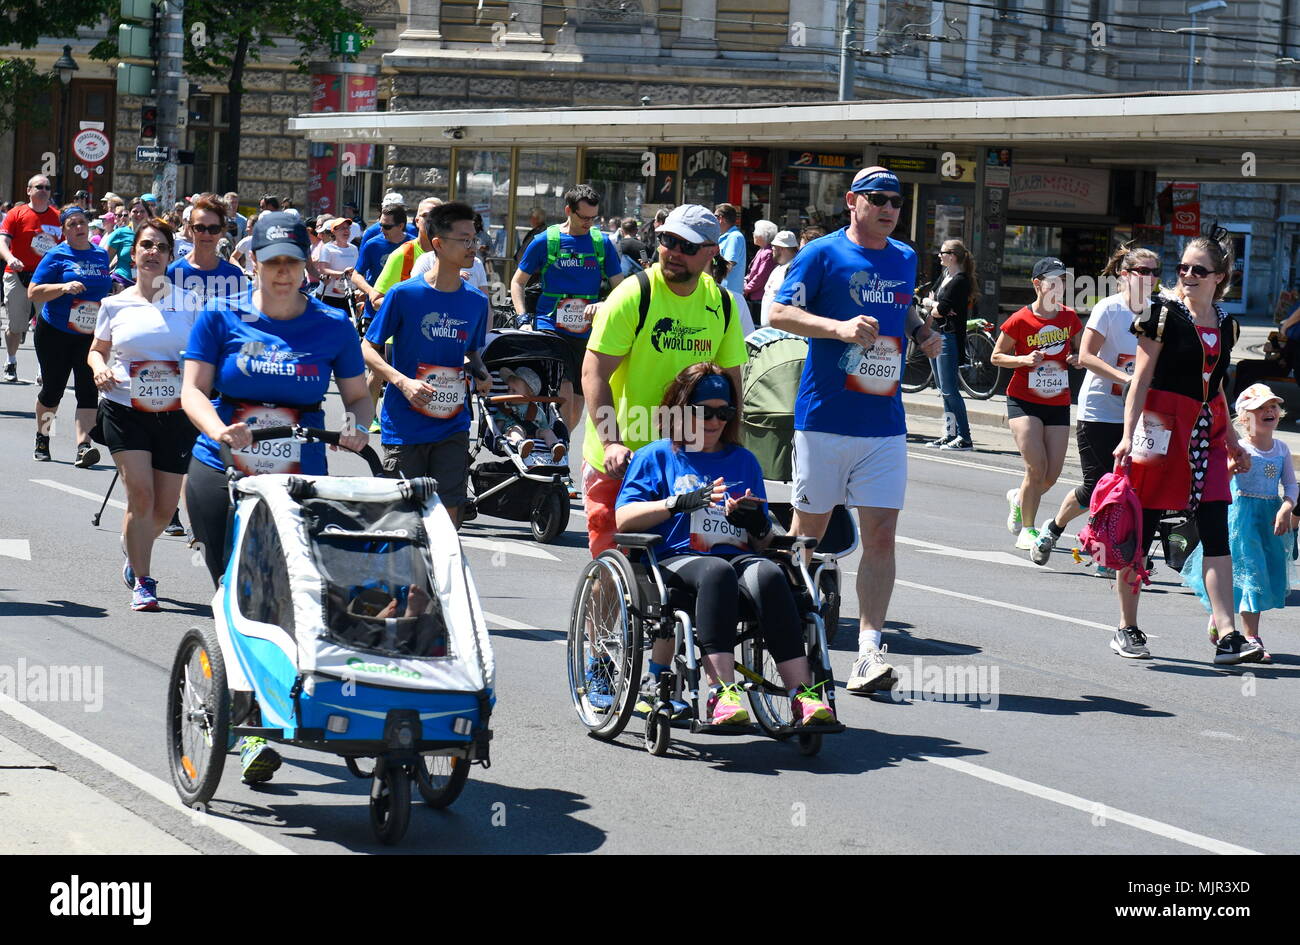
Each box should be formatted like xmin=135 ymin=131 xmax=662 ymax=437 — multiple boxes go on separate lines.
xmin=614 ymin=363 xmax=835 ymax=728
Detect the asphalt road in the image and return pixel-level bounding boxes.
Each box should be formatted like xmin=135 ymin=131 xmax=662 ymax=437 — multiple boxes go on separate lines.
xmin=0 ymin=348 xmax=1295 ymax=855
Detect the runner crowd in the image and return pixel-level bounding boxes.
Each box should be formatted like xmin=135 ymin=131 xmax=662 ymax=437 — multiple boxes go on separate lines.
xmin=2 ymin=162 xmax=1291 ymax=757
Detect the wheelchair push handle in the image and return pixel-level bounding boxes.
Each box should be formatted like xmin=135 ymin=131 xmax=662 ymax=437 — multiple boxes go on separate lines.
xmin=220 ymin=424 xmax=385 ymax=478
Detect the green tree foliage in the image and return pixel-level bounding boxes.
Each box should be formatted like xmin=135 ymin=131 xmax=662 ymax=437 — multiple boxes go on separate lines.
xmin=0 ymin=0 xmax=114 ymax=134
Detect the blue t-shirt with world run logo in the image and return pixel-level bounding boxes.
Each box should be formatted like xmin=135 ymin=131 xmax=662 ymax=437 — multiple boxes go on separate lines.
xmin=774 ymin=228 xmax=917 ymax=438
xmin=187 ymin=296 xmax=365 ymax=474
xmin=31 ymin=242 xmax=113 ymax=335
xmin=168 ymin=257 xmax=248 ymax=309
xmin=518 ymin=228 xmax=621 ymax=336
xmin=365 ymin=277 xmax=488 ymax=446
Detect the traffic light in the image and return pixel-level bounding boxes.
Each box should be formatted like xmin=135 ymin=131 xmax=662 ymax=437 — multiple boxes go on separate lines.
xmin=116 ymin=0 xmax=156 ymax=95
xmin=140 ymin=105 xmax=158 ymax=141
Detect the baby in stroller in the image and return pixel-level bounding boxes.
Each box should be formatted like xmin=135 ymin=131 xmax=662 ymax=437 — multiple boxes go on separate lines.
xmin=493 ymin=366 xmax=567 ymax=464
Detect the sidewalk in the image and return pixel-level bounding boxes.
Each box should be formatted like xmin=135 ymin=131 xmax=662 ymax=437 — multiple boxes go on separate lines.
xmin=0 ymin=733 xmax=196 ymax=854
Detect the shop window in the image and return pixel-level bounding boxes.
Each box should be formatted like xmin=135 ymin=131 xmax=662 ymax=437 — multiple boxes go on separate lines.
xmin=455 ymin=148 xmax=511 ymax=262
xmin=512 ymin=149 xmax=575 ymax=269
xmin=584 ymin=150 xmax=646 ymax=231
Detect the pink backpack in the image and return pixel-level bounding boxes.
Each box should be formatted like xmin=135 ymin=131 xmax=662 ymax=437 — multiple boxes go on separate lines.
xmin=1077 ymin=467 xmax=1151 ymax=593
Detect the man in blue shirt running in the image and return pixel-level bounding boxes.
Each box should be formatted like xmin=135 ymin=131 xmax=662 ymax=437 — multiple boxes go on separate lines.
xmin=771 ymin=165 xmax=940 ymax=698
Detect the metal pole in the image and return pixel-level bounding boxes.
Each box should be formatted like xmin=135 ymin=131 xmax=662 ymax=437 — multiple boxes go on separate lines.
xmin=838 ymin=0 xmax=857 ymax=101
xmin=153 ymin=0 xmax=185 ymax=206
xmin=1187 ymin=12 xmax=1197 ymax=91
xmin=56 ymin=83 xmax=70 ymax=205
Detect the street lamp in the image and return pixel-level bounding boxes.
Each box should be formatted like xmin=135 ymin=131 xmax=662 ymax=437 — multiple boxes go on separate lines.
xmin=1186 ymin=0 xmax=1227 ymax=91
xmin=53 ymin=44 xmax=79 ymax=205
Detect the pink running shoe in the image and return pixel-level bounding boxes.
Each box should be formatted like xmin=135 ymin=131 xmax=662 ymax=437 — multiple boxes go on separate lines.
xmin=706 ymin=683 xmax=749 ymax=725
xmin=792 ymin=685 xmax=834 ymax=726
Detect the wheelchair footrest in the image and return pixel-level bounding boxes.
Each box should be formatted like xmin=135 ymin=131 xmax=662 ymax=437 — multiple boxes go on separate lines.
xmin=232 ymin=726 xmax=287 ymax=740
xmin=689 ymin=721 xmax=760 ymax=736
xmin=770 ymin=721 xmax=846 ymax=738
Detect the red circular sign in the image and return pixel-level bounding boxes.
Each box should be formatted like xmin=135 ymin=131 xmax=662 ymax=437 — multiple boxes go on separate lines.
xmin=73 ymin=129 xmax=111 ymax=164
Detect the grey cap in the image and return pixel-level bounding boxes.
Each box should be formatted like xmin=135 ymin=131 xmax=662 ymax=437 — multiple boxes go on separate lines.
xmin=659 ymin=204 xmax=720 ymax=246
xmin=771 ymin=229 xmax=798 ymax=249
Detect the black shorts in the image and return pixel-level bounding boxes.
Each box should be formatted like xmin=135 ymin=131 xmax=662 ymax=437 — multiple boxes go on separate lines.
xmin=1073 ymin=420 xmax=1125 ymax=507
xmin=98 ymin=398 xmax=198 ymax=474
xmin=543 ymin=329 xmax=589 ymax=388
xmin=1006 ymin=395 xmax=1071 ymax=427
xmin=381 ymin=430 xmax=471 ymax=506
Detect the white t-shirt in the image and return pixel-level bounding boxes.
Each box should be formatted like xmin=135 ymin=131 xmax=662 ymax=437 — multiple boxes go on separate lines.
xmin=761 ymin=262 xmax=791 ymax=326
xmin=728 ymin=288 xmax=755 ymax=337
xmin=174 ymin=237 xmax=194 ymax=259
xmin=315 ymin=241 xmax=359 ymax=298
xmin=93 ymin=286 xmax=199 ymax=410
xmin=1078 ymin=292 xmax=1141 ymax=425
xmin=413 ymin=252 xmax=489 ymax=289
xmin=348 ymin=222 xmax=362 ymax=243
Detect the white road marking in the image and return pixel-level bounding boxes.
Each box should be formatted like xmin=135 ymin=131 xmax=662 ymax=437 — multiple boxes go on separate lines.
xmin=32 ymin=478 xmax=126 ymax=510
xmin=460 ymin=535 xmax=560 ymax=561
xmin=908 ymin=450 xmax=1083 ymax=487
xmin=0 ymin=539 xmax=31 ymax=560
xmin=482 ymin=611 xmax=541 ymax=631
xmin=0 ymin=694 xmax=295 ymax=856
xmin=897 ymin=535 xmax=1048 ymax=570
xmin=923 ymin=755 xmax=1261 ymax=855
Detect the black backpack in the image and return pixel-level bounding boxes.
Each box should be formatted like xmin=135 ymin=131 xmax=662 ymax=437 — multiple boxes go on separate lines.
xmin=631 ymin=268 xmax=732 ymax=339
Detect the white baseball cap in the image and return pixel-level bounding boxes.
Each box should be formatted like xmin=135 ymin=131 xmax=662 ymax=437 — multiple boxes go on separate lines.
xmin=771 ymin=230 xmax=798 ymax=249
xmin=1235 ymin=383 xmax=1284 ymax=413
xmin=381 ymin=191 xmax=406 ymax=208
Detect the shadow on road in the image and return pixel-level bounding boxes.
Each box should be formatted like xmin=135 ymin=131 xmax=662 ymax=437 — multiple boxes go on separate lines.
xmin=885 ymin=691 xmax=1175 ymax=719
xmin=0 ymin=598 xmax=107 ymax=619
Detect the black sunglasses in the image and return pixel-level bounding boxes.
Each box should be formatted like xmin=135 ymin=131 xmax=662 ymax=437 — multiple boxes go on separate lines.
xmin=136 ymin=238 xmax=171 ymax=252
xmin=1126 ymin=266 xmax=1159 ymax=277
xmin=191 ymin=223 xmax=224 ymax=235
xmin=696 ymin=404 xmax=737 ymax=422
xmin=380 ymin=221 xmax=403 ymax=230
xmin=863 ymin=192 xmax=904 ymax=209
xmin=1177 ymin=263 xmax=1218 ymax=278
xmin=659 ymin=232 xmax=710 ymax=256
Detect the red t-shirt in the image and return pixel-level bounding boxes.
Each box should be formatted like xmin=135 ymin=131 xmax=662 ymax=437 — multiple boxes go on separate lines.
xmin=1 ymin=203 xmax=62 ymax=273
xmin=1000 ymin=305 xmax=1083 ymax=406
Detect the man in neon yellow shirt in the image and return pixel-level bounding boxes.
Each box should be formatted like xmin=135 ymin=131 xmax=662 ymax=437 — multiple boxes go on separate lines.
xmin=581 ymin=204 xmax=746 ymax=556
xmin=371 ymin=196 xmax=442 ymax=299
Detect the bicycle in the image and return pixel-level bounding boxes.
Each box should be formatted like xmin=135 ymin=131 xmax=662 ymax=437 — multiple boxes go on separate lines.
xmin=900 ymin=317 xmax=1002 ymax=400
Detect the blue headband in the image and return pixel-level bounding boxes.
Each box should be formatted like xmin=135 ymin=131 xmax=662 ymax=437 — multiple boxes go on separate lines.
xmin=60 ymin=206 xmax=88 ymax=225
xmin=851 ymin=170 xmax=901 ymax=194
xmin=690 ymin=373 xmax=733 ymax=405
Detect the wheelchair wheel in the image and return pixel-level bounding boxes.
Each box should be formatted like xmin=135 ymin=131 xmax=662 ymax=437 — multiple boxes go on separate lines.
xmin=415 ymin=753 xmax=470 ymax=808
xmin=817 ymin=567 xmax=842 ymax=647
xmin=643 ymin=707 xmax=672 ymax=756
xmin=345 ymin=757 xmax=374 ymax=779
xmin=740 ymin=630 xmax=793 ymax=737
xmin=369 ymin=759 xmax=411 ymax=845
xmin=797 ymin=732 xmax=823 ymax=757
xmin=567 ymin=552 xmax=644 ymax=740
xmin=167 ymin=626 xmax=230 ymax=807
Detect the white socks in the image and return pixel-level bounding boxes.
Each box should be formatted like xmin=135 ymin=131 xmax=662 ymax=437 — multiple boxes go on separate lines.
xmin=858 ymin=628 xmax=882 ymax=654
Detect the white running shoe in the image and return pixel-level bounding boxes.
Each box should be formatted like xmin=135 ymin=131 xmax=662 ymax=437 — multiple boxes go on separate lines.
xmin=1029 ymin=522 xmax=1058 ymax=565
xmin=1015 ymin=526 xmax=1040 ymax=550
xmin=846 ymin=645 xmax=898 ymax=695
xmin=1006 ymin=488 xmax=1022 ymax=534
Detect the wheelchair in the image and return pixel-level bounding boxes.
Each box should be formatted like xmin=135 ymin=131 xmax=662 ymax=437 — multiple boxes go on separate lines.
xmin=565 ymin=506 xmax=857 ymax=758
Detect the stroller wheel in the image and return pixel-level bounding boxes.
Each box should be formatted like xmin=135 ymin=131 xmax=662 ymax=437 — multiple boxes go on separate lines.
xmin=345 ymin=756 xmax=375 ymax=779
xmin=414 ymin=753 xmax=471 ymax=809
xmin=530 ymin=487 xmax=569 ymax=543
xmin=167 ymin=626 xmax=231 ymax=807
xmin=369 ymin=759 xmax=412 ymax=845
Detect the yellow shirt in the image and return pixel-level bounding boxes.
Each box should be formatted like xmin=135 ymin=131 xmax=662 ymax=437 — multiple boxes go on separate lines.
xmin=582 ymin=264 xmax=746 ymax=473
xmin=373 ymin=240 xmax=425 ymax=295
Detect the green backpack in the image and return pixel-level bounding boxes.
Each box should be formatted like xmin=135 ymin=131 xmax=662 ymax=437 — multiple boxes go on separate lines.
xmin=740 ymin=328 xmax=807 ymax=482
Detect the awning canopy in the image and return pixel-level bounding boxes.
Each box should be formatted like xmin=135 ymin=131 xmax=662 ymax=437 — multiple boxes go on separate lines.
xmin=289 ymin=87 xmax=1300 ymax=181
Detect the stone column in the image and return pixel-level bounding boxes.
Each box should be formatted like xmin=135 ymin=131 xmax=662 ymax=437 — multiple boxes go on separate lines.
xmin=506 ymin=0 xmax=544 ymax=44
xmin=675 ymin=0 xmax=718 ymax=56
xmin=399 ymin=0 xmax=443 ymax=48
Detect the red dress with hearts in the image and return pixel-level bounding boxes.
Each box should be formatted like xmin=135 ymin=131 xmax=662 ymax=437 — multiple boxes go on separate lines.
xmin=1128 ymin=294 xmax=1237 ymax=512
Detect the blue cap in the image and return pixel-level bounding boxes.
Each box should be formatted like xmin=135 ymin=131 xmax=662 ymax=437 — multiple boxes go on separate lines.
xmin=60 ymin=206 xmax=89 ymax=225
xmin=850 ymin=168 xmax=901 ymax=194
xmin=690 ymin=373 xmax=733 ymax=405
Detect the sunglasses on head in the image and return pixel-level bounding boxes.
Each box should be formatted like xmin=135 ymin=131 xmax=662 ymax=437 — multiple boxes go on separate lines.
xmin=1126 ymin=266 xmax=1159 ymax=276
xmin=659 ymin=232 xmax=707 ymax=256
xmin=695 ymin=404 xmax=737 ymax=422
xmin=1177 ymin=263 xmax=1218 ymax=278
xmin=191 ymin=223 xmax=224 ymax=235
xmin=863 ymin=192 xmax=904 ymax=209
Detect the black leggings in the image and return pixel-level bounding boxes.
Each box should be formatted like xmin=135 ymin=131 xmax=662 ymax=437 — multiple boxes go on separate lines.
xmin=658 ymin=554 xmax=805 ymax=663
xmin=1073 ymin=421 xmax=1125 ymax=508
xmin=1142 ymin=502 xmax=1230 ymax=561
xmin=185 ymin=455 xmax=233 ymax=587
xmin=34 ymin=317 xmax=96 ymax=411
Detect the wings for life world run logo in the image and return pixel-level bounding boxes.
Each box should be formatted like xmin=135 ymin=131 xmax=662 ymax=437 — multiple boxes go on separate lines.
xmin=235 ymin=340 xmax=318 ymax=379
xmin=420 ymin=311 xmax=470 ymax=343
xmin=1026 ymin=326 xmax=1071 ymax=355
xmin=848 ymin=270 xmax=912 ymax=308
xmin=650 ymin=318 xmax=710 ymax=354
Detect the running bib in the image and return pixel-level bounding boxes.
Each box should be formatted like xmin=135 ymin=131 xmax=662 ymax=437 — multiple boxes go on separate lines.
xmin=843 ymin=335 xmax=902 ymax=397
xmin=1029 ymin=362 xmax=1067 ymax=397
xmin=230 ymin=404 xmax=302 ymax=475
xmin=1131 ymin=410 xmax=1173 ymax=461
xmin=554 ymin=297 xmax=593 ymax=334
xmin=129 ymin=360 xmax=182 ymax=412
xmin=689 ymin=504 xmax=748 ymax=552
xmin=32 ymin=226 xmax=60 ymax=256
xmin=1111 ymin=353 xmax=1136 ymax=398
xmin=327 ymin=277 xmax=348 ymax=297
xmin=413 ymin=363 xmax=466 ymax=419
xmin=67 ymin=299 xmax=100 ymax=335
